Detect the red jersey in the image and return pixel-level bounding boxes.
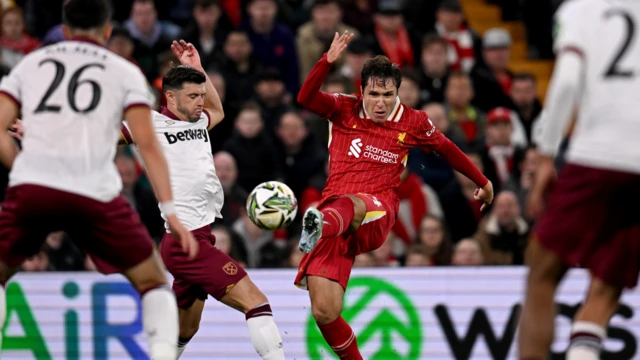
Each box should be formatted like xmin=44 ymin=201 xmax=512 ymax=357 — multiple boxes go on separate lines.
xmin=321 ymin=93 xmax=444 ymax=204
xmin=297 ymin=54 xmax=488 ymax=207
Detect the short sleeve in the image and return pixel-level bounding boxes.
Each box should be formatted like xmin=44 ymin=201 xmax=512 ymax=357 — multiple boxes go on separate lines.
xmin=0 ymin=60 xmax=26 ymax=107
xmin=553 ymin=1 xmax=586 ymax=55
xmin=122 ymin=65 xmax=154 ymax=112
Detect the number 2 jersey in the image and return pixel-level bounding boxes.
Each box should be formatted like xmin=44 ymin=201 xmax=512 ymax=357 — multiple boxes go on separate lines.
xmin=0 ymin=37 xmax=153 ymax=202
xmin=545 ymin=0 xmax=640 ymax=173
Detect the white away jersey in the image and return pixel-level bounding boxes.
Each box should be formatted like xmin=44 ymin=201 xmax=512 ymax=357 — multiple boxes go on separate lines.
xmin=0 ymin=38 xmax=153 ymax=201
xmin=123 ymin=108 xmax=223 ymax=231
xmin=553 ymin=0 xmax=640 ymax=173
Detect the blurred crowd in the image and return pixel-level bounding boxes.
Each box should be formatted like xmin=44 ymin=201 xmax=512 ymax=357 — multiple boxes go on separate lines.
xmin=0 ymin=0 xmax=563 ymax=272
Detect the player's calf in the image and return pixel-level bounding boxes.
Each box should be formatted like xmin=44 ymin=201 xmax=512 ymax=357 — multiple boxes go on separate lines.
xmin=124 ymin=251 xmax=179 ymax=360
xmin=221 ymin=276 xmax=285 ymax=360
xmin=176 ymin=299 xmax=205 ymax=358
xmin=308 ymin=276 xmax=363 ymax=360
xmin=566 ymin=278 xmax=621 ymax=360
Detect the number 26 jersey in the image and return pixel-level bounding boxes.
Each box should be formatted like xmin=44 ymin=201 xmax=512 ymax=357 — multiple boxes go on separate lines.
xmin=0 ymin=38 xmax=153 ymax=202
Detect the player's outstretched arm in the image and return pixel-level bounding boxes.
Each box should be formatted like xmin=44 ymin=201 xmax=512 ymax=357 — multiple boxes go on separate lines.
xmin=125 ymin=106 xmax=198 ymax=259
xmin=0 ymin=95 xmax=20 ymax=168
xmin=171 ymin=40 xmax=224 ymax=130
xmin=297 ymin=31 xmax=355 ymax=117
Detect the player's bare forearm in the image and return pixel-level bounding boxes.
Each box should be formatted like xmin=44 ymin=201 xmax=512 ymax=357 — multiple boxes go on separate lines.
xmin=296 ymin=53 xmax=338 ymax=117
xmin=124 ymin=106 xmax=174 ymax=203
xmin=196 ymin=65 xmax=224 ymax=130
xmin=0 ymin=95 xmax=20 ymax=168
xmin=0 ymin=132 xmax=19 ymax=168
xmin=435 ymin=138 xmax=488 ymax=187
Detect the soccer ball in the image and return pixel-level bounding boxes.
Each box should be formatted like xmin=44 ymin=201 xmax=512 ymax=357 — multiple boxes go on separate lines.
xmin=246 ymin=181 xmax=298 ymax=230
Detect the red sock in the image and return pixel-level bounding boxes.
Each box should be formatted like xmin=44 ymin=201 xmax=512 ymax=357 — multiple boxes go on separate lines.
xmin=317 ymin=316 xmax=363 ymax=360
xmin=320 ymin=197 xmax=355 ymax=238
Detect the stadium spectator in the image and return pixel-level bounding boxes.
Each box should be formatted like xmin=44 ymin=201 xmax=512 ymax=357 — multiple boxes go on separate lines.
xmin=371 ymin=232 xmax=401 ymax=267
xmin=274 ymin=111 xmax=327 ymax=201
xmin=430 ymin=0 xmax=481 ymax=73
xmin=503 ymin=146 xmax=539 ymax=211
xmin=398 ymin=67 xmax=422 ymax=109
xmin=223 ymin=102 xmax=283 ymax=191
xmin=479 ymin=107 xmax=526 ymax=187
xmin=416 ymin=215 xmax=453 ymax=266
xmin=179 ymin=0 xmax=228 ymax=70
xmin=404 ymin=244 xmax=431 ymax=267
xmin=370 ymin=0 xmax=421 ymax=69
xmin=115 ymin=154 xmax=164 ymax=242
xmin=296 ymin=0 xmax=359 ymax=84
xmin=470 ymin=27 xmax=516 ymax=112
xmin=439 ymin=151 xmax=484 ymax=241
xmin=252 ymin=68 xmax=291 ymax=135
xmin=44 ymin=231 xmax=85 ymax=271
xmin=418 ymin=34 xmax=450 ymax=104
xmin=451 ymin=238 xmax=484 ymax=266
xmin=510 ymin=72 xmax=543 ymax=143
xmin=125 ymin=0 xmax=175 ymax=81
xmin=213 ymin=151 xmax=249 ymax=227
xmin=242 ymin=0 xmax=300 ymax=95
xmin=340 ymin=0 xmax=376 ymax=35
xmin=232 ymin=211 xmax=286 ymax=268
xmin=474 ymin=190 xmax=528 ymax=265
xmin=444 ymin=71 xmax=486 ymax=148
xmin=1 ymin=6 xmax=40 ymax=68
xmin=107 ymin=26 xmax=138 ymax=68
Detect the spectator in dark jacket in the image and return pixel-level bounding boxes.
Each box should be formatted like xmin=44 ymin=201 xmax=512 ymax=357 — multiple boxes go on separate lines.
xmin=223 ymin=102 xmax=283 ymax=191
xmin=242 ymin=0 xmax=300 ymax=95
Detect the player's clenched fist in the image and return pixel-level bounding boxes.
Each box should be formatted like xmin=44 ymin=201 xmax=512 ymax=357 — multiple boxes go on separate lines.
xmin=327 ymin=30 xmax=355 ymax=64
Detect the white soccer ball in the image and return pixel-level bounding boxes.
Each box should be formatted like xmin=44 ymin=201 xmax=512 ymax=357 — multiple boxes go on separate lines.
xmin=246 ymin=181 xmax=298 ymax=230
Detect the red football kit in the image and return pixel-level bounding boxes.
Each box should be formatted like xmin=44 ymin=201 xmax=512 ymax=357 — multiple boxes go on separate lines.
xmin=294 ymin=53 xmax=488 ymax=292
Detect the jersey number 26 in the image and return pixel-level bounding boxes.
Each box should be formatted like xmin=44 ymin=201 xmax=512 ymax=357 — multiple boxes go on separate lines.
xmin=36 ymin=58 xmax=104 ymax=114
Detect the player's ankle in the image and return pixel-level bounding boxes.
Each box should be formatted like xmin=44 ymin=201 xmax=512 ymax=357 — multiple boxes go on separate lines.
xmin=566 ymin=321 xmax=605 ymax=360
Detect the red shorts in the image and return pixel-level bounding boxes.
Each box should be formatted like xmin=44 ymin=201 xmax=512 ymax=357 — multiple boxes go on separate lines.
xmin=294 ymin=193 xmax=397 ymax=290
xmin=160 ymin=225 xmax=247 ymax=309
xmin=0 ymin=184 xmax=154 ymax=273
xmin=535 ymin=164 xmax=640 ymax=289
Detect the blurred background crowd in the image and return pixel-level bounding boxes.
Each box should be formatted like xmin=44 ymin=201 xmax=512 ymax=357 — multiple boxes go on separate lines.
xmin=0 ymin=0 xmax=566 ymax=272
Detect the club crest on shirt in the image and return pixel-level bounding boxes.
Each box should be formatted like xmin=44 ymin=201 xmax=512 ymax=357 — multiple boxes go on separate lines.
xmin=222 ymin=261 xmax=238 ymax=275
xmin=397 ymin=132 xmax=406 ymax=145
xmin=165 ymin=120 xmax=175 ymax=125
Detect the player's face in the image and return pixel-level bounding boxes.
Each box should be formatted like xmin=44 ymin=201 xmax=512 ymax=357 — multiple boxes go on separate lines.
xmin=362 ymin=77 xmax=398 ymax=123
xmin=173 ymin=83 xmax=206 ymax=122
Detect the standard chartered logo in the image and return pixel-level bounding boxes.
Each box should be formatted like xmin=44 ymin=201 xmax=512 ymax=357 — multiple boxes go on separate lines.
xmin=348 ymin=138 xmax=363 ymax=158
xmin=306 ymin=276 xmax=422 ymax=359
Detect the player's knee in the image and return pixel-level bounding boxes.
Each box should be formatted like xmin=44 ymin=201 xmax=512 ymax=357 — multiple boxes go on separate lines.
xmin=179 ymin=321 xmax=200 ymax=339
xmin=345 ymin=195 xmax=366 ymax=226
xmin=311 ymin=301 xmax=342 ymax=325
xmin=526 ymin=237 xmax=567 ymax=286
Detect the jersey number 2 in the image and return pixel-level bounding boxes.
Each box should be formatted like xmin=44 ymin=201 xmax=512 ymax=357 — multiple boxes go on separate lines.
xmin=35 ymin=59 xmax=104 ymax=114
xmin=604 ymin=10 xmax=635 ymax=79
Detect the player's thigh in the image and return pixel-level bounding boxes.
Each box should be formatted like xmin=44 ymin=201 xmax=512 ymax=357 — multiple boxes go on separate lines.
xmin=220 ymin=275 xmax=268 ymax=313
xmin=121 ymin=249 xmax=168 ymax=294
xmin=524 ymin=235 xmax=568 ymax=286
xmin=351 ymin=193 xmax=396 ymax=254
xmin=69 ymin=195 xmax=158 ymax=283
xmin=0 ymin=185 xmax=60 ymax=273
xmin=179 ymin=298 xmax=206 ymax=338
xmin=163 ymin=229 xmax=248 ymax=303
xmin=308 ymin=275 xmax=345 ymax=324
